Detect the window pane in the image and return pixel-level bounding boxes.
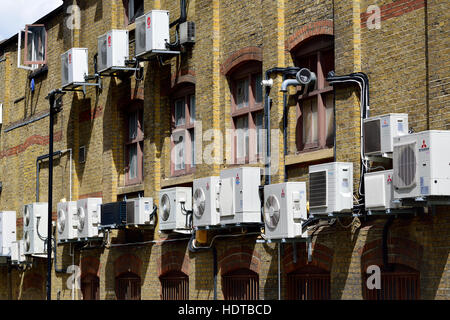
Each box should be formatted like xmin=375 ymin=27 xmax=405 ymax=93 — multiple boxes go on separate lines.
xmin=324 ymin=94 xmax=335 ymax=147
xmin=174 ymin=133 xmax=185 ymax=170
xmin=236 ymin=116 xmax=249 ymax=159
xmin=190 ymin=95 xmax=196 ymax=124
xmin=236 ymin=78 xmax=249 ymax=109
xmin=254 ymin=112 xmax=264 ymax=155
xmin=190 ymin=129 xmax=195 ymax=167
xmin=175 ymin=99 xmax=185 ymax=126
xmin=128 ymin=144 xmax=138 ymax=179
xmin=129 ymin=111 xmax=138 ymax=140
xmin=254 ymin=74 xmax=263 ymax=104
xmin=302 ymin=97 xmax=318 ymax=146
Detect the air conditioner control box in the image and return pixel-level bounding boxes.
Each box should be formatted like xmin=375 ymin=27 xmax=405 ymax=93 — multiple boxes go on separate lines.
xmin=364 ymin=113 xmax=408 ymax=157
xmin=393 ymin=130 xmax=450 ymax=199
xmin=135 ymin=10 xmax=170 ymax=58
xmin=364 ymin=170 xmax=400 ymax=211
xmin=97 ymin=29 xmax=129 ymax=73
xmin=219 ymin=167 xmax=262 ymax=225
xmin=264 ymin=182 xmax=307 ymax=240
xmin=193 ymin=176 xmax=221 ymax=228
xmin=309 ymin=162 xmax=353 ymax=215
xmin=0 ymin=211 xmax=16 ymax=257
xmin=61 ymin=48 xmax=89 ymax=88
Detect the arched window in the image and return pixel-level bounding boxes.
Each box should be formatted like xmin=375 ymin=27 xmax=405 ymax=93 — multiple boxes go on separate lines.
xmin=222 ymin=268 xmax=259 ymax=300
xmin=364 ymin=264 xmax=420 ymax=300
xmin=160 ymin=270 xmax=189 ymax=300
xmin=116 ymin=272 xmax=141 ymax=300
xmin=287 ymin=265 xmax=330 ymax=300
xmin=292 ymin=35 xmax=334 ymax=152
xmin=81 ymin=274 xmax=100 ymax=300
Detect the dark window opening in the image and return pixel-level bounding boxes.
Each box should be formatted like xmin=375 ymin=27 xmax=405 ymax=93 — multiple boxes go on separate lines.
xmin=116 ymin=272 xmax=141 ymax=300
xmin=287 ymin=265 xmax=330 ymax=300
xmin=160 ymin=271 xmax=189 ymax=300
xmin=81 ymin=274 xmax=100 ymax=300
xmin=222 ymin=269 xmax=259 ymax=300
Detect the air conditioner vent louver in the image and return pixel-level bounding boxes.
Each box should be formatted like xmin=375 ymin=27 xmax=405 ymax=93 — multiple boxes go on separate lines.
xmin=160 ymin=194 xmax=170 ymax=221
xmin=309 ymin=171 xmax=327 ymax=207
xmin=394 ymin=143 xmax=416 ymax=189
xmin=57 ymin=209 xmax=66 ymax=234
xmin=264 ymin=195 xmax=280 ymax=230
xmin=364 ymin=119 xmax=381 ymax=154
xmin=193 ymin=188 xmax=206 ymax=218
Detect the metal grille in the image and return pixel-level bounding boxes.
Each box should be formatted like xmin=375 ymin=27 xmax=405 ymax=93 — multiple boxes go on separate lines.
xmin=223 ymin=269 xmax=259 ymax=300
xmin=309 ymin=171 xmax=327 ymax=207
xmin=287 ymin=273 xmax=330 ymax=300
xmin=98 ymin=36 xmax=107 ymax=72
xmin=116 ymin=273 xmax=141 ymax=300
xmin=160 ymin=272 xmax=189 ymax=300
xmin=394 ymin=143 xmax=416 ymax=189
xmin=364 ymin=271 xmax=420 ymax=300
xmin=81 ymin=274 xmax=100 ymax=300
xmin=364 ymin=119 xmax=381 ymax=154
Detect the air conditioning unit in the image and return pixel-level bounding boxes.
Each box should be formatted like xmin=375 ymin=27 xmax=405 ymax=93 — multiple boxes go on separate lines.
xmin=126 ymin=198 xmax=155 ymax=226
xmin=97 ymin=30 xmax=129 ymax=73
xmin=100 ymin=201 xmax=127 ymax=229
xmin=393 ymin=130 xmax=450 ymax=199
xmin=10 ymin=240 xmax=26 ymax=265
xmin=364 ymin=170 xmax=400 ymax=211
xmin=135 ymin=10 xmax=170 ymax=58
xmin=309 ymin=162 xmax=353 ymax=215
xmin=159 ymin=187 xmax=192 ymax=231
xmin=0 ymin=211 xmax=16 ymax=256
xmin=263 ymin=182 xmax=307 ymax=240
xmin=193 ymin=176 xmax=221 ymax=228
xmin=23 ymin=203 xmax=48 ymax=256
xmin=57 ymin=201 xmax=78 ymax=242
xmin=61 ymin=48 xmax=89 ymax=88
xmin=179 ymin=21 xmax=195 ymax=45
xmin=364 ymin=113 xmax=408 ymax=157
xmin=76 ymin=198 xmax=102 ymax=239
xmin=219 ymin=167 xmax=262 ymax=225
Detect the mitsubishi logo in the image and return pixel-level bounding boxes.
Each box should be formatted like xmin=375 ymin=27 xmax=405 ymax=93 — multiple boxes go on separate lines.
xmin=387 ymin=175 xmax=392 ymax=183
xmin=421 ymin=140 xmax=427 ymax=148
xmin=147 ymin=17 xmax=151 ymax=28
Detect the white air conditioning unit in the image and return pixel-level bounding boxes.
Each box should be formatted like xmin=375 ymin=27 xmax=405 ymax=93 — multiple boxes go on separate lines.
xmin=219 ymin=167 xmax=262 ymax=225
xmin=364 ymin=170 xmax=400 ymax=211
xmin=264 ymin=182 xmax=307 ymax=240
xmin=364 ymin=113 xmax=408 ymax=157
xmin=97 ymin=30 xmax=129 ymax=73
xmin=23 ymin=203 xmax=48 ymax=256
xmin=0 ymin=211 xmax=16 ymax=256
xmin=309 ymin=162 xmax=353 ymax=215
xmin=193 ymin=176 xmax=221 ymax=228
xmin=159 ymin=187 xmax=192 ymax=232
xmin=57 ymin=201 xmax=78 ymax=242
xmin=135 ymin=10 xmax=170 ymax=58
xmin=10 ymin=240 xmax=26 ymax=265
xmin=61 ymin=48 xmax=89 ymax=88
xmin=393 ymin=130 xmax=450 ymax=199
xmin=126 ymin=198 xmax=155 ymax=226
xmin=76 ymin=198 xmax=102 ymax=239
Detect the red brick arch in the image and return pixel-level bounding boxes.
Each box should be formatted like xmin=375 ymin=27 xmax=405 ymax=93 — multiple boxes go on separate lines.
xmin=359 ymin=237 xmax=423 ymax=272
xmin=219 ymin=247 xmax=261 ymax=275
xmin=286 ymin=20 xmax=334 ymax=52
xmin=159 ymin=251 xmax=190 ymax=276
xmin=114 ymin=253 xmax=142 ymax=277
xmin=171 ymin=69 xmax=196 ymax=89
xmin=80 ymin=256 xmax=101 ymax=278
xmin=220 ymin=46 xmax=263 ymax=76
xmin=283 ymin=242 xmax=334 ymax=274
xmin=23 ymin=273 xmax=44 ymax=292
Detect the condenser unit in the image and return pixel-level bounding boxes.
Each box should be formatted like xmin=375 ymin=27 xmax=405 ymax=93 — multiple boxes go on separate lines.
xmin=0 ymin=211 xmax=16 ymax=256
xmin=393 ymin=130 xmax=450 ymax=199
xmin=135 ymin=10 xmax=170 ymax=58
xmin=61 ymin=48 xmax=89 ymax=88
xmin=76 ymin=198 xmax=102 ymax=239
xmin=126 ymin=198 xmax=155 ymax=226
xmin=57 ymin=201 xmax=78 ymax=242
xmin=23 ymin=203 xmax=48 ymax=256
xmin=263 ymin=182 xmax=307 ymax=240
xmin=179 ymin=21 xmax=195 ymax=45
xmin=308 ymin=162 xmax=353 ymax=215
xmin=193 ymin=176 xmax=221 ymax=228
xmin=10 ymin=240 xmax=26 ymax=265
xmin=159 ymin=187 xmax=192 ymax=232
xmin=364 ymin=113 xmax=408 ymax=157
xmin=100 ymin=201 xmax=127 ymax=229
xmin=219 ymin=167 xmax=262 ymax=225
xmin=97 ymin=30 xmax=129 ymax=74
xmin=364 ymin=170 xmax=400 ymax=211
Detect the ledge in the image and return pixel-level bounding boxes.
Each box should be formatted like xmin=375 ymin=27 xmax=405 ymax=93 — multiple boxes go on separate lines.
xmin=285 ymin=148 xmax=334 ymax=166
xmin=161 ymin=173 xmax=194 ymax=188
xmin=117 ymin=183 xmax=144 ymax=195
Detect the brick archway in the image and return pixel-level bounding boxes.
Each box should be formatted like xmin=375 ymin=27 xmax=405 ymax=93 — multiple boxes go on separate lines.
xmin=286 ymin=20 xmax=334 ymax=52
xmin=23 ymin=272 xmax=44 ymax=292
xmin=283 ymin=242 xmax=334 ymax=274
xmin=159 ymin=251 xmax=190 ymax=276
xmin=220 ymin=46 xmax=263 ymax=76
xmin=80 ymin=256 xmax=101 ymax=278
xmin=114 ymin=253 xmax=142 ymax=277
xmin=219 ymin=247 xmax=261 ymax=275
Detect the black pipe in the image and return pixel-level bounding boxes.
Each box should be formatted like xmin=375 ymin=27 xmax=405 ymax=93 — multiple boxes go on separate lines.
xmin=169 ymin=0 xmax=187 ymax=28
xmin=382 ymin=216 xmax=394 ymax=272
xmin=46 ymin=94 xmax=55 ymax=301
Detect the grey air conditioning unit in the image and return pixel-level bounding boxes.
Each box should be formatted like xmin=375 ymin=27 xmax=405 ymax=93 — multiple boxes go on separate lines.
xmin=179 ymin=21 xmax=195 ymax=45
